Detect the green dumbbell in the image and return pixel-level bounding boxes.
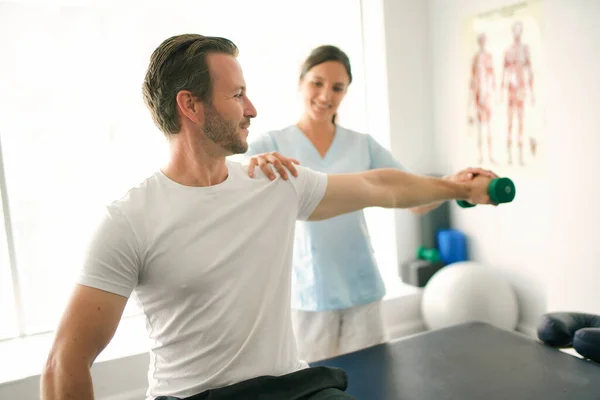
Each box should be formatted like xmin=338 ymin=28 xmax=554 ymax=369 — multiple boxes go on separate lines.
xmin=457 ymin=177 xmax=516 ymax=208
xmin=416 ymin=246 xmax=441 ymax=262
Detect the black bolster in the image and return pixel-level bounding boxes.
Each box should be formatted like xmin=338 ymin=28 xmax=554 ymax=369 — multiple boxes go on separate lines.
xmin=574 ymin=327 xmax=600 ymax=363
xmin=537 ymin=312 xmax=600 ymax=347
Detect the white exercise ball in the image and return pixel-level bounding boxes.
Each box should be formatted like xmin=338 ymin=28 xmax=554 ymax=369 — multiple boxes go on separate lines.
xmin=421 ymin=261 xmax=519 ymax=331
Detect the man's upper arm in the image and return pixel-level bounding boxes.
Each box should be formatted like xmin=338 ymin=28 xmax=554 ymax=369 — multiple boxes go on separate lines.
xmin=308 ymin=172 xmax=377 ymax=221
xmin=49 ymin=205 xmax=141 ymax=363
xmin=49 ymin=284 xmax=128 ymax=366
xmin=292 ymin=166 xmax=328 ymax=220
xmin=78 ymin=205 xmax=140 ymax=297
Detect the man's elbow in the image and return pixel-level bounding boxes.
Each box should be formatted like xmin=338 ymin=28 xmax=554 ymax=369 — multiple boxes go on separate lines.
xmin=410 ymin=206 xmax=428 ymax=216
xmin=42 ymin=345 xmax=92 ymax=380
xmin=42 ymin=347 xmax=59 ymax=377
xmin=41 ymin=350 xmax=60 ymax=399
xmin=41 ymin=347 xmax=73 ymax=380
xmin=41 ymin=346 xmax=94 ymax=400
xmin=306 ymin=206 xmax=336 ymax=221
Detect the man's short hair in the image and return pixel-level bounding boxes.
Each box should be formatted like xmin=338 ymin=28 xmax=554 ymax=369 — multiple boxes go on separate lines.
xmin=142 ymin=34 xmax=238 ymax=136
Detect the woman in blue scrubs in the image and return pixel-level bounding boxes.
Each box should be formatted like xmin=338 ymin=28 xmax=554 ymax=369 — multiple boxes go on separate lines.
xmin=245 ymin=45 xmax=487 ymax=362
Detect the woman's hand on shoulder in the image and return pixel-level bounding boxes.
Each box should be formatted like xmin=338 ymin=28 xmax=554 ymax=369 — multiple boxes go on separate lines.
xmin=248 ymin=152 xmax=300 ymax=180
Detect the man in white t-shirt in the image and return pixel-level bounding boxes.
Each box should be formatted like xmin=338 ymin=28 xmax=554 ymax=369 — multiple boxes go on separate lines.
xmin=41 ymin=34 xmax=497 ymax=400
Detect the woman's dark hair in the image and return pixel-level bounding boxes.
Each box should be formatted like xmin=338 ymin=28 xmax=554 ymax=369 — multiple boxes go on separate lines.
xmin=299 ymin=45 xmax=352 ymax=124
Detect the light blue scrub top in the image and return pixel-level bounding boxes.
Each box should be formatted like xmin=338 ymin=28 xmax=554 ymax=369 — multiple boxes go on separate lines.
xmin=246 ymin=125 xmax=406 ymax=311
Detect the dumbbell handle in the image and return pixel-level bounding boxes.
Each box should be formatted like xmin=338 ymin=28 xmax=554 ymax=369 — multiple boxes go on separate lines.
xmin=457 ymin=177 xmax=516 ymax=208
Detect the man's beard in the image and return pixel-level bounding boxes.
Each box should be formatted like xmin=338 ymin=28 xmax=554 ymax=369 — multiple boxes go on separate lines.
xmin=203 ymin=104 xmax=249 ymax=155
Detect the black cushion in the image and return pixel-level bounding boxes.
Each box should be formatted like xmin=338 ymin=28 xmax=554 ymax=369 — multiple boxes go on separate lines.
xmin=574 ymin=327 xmax=600 ymax=363
xmin=537 ymin=312 xmax=600 ymax=363
xmin=537 ymin=312 xmax=600 ymax=347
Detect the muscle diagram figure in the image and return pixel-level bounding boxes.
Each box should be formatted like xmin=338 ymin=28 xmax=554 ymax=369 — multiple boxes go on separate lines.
xmin=469 ymin=32 xmax=496 ymax=165
xmin=501 ymin=21 xmax=536 ymax=166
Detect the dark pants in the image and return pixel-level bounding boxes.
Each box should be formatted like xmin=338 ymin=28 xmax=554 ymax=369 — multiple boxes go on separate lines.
xmin=155 ymin=366 xmax=355 ymax=400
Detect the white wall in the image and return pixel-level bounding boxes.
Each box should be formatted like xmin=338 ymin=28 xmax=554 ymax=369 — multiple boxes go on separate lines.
xmin=381 ymin=0 xmax=437 ymax=266
xmin=543 ymin=0 xmax=600 ymax=314
xmin=430 ymin=0 xmax=600 ymax=332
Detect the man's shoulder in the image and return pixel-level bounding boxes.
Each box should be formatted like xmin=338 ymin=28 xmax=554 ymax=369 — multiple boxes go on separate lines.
xmin=227 ymin=159 xmax=273 ymax=183
xmin=227 ymin=159 xmax=302 ymax=200
xmin=289 ymin=166 xmax=328 ymax=195
xmin=107 ymin=172 xmax=162 ymax=215
xmin=229 ymin=159 xmax=326 ymax=192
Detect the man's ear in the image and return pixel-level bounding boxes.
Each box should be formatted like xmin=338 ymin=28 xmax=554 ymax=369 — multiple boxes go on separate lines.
xmin=176 ymin=90 xmax=205 ymax=125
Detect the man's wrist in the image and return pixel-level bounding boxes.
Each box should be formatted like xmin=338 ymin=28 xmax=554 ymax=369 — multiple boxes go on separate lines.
xmin=449 ymin=180 xmax=470 ymax=201
xmin=462 ymin=183 xmax=472 ymax=201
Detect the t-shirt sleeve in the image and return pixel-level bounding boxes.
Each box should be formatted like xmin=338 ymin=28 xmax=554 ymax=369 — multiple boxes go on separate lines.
xmin=290 ymin=165 xmax=328 ymax=221
xmin=77 ymin=205 xmax=140 ymax=298
xmin=367 ymin=134 xmax=408 ymax=171
xmin=245 ymin=132 xmax=279 ymax=156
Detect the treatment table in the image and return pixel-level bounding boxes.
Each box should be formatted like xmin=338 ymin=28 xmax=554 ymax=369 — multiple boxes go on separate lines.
xmin=311 ymin=321 xmax=600 ymax=400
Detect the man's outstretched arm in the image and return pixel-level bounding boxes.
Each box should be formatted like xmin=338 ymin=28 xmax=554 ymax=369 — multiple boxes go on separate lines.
xmin=309 ymin=169 xmax=492 ymax=221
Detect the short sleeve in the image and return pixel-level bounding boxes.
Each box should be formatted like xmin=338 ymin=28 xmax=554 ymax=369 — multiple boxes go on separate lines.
xmin=289 ymin=166 xmax=328 ymax=221
xmin=245 ymin=132 xmax=279 ymax=156
xmin=367 ymin=135 xmax=407 ymax=171
xmin=77 ymin=205 xmax=140 ymax=298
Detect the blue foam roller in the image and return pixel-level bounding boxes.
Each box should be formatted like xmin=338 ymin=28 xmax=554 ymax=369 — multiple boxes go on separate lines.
xmin=437 ymin=229 xmax=468 ymax=265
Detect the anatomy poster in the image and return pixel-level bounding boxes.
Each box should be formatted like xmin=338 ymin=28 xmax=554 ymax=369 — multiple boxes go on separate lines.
xmin=464 ymin=1 xmax=544 ymax=175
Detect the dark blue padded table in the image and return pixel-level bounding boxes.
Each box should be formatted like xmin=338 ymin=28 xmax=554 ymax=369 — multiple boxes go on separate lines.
xmin=311 ymin=322 xmax=600 ymax=400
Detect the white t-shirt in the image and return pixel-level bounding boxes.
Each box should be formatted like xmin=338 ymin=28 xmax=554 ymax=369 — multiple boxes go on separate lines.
xmin=78 ymin=160 xmax=328 ymax=399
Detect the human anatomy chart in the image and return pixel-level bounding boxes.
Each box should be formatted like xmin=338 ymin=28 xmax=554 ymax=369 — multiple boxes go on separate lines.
xmin=464 ymin=1 xmax=543 ymax=174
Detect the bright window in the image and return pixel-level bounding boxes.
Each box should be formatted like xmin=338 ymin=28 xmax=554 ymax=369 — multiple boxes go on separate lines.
xmin=0 ymin=187 xmax=19 ymax=340
xmin=0 ymin=0 xmax=400 ymax=341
